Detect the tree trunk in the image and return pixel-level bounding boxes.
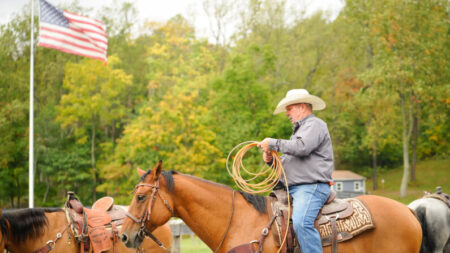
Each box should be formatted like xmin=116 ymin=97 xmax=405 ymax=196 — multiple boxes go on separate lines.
xmin=17 ymin=177 xmax=21 ymax=207
xmin=399 ymin=93 xmax=412 ymax=197
xmin=411 ymin=114 xmax=418 ymax=181
xmin=91 ymin=121 xmax=97 ymax=201
xmin=43 ymin=177 xmax=50 ymax=203
xmin=10 ymin=192 xmax=14 ymax=208
xmin=372 ymin=139 xmax=378 ymax=190
xmin=304 ymin=49 xmax=322 ymax=88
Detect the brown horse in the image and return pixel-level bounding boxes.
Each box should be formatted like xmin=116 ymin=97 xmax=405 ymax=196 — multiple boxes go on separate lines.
xmin=0 ymin=207 xmax=171 ymax=253
xmin=121 ymin=161 xmax=422 ymax=253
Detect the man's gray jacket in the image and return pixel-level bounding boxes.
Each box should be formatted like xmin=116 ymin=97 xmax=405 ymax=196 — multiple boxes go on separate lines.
xmin=268 ymin=114 xmax=334 ymax=186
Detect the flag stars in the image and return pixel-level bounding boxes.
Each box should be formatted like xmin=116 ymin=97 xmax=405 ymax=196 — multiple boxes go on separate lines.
xmin=39 ymin=0 xmax=69 ymax=28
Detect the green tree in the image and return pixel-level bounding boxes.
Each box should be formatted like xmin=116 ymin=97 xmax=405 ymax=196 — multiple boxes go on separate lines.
xmin=98 ymin=17 xmax=222 ymax=200
xmin=0 ymin=6 xmax=35 ymax=207
xmin=56 ymin=56 xmax=132 ymax=201
xmin=351 ymin=0 xmax=448 ymax=196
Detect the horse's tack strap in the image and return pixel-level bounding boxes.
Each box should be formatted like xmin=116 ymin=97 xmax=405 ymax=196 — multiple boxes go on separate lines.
xmin=111 ymin=222 xmax=119 ymax=253
xmin=330 ymin=216 xmax=338 ymax=253
xmin=144 ymin=228 xmax=169 ymax=252
xmin=32 ymin=225 xmax=69 ymax=253
xmin=33 ymin=244 xmax=53 ymax=253
xmin=256 ymin=213 xmax=278 ymax=253
xmin=125 ymin=211 xmax=141 ymax=223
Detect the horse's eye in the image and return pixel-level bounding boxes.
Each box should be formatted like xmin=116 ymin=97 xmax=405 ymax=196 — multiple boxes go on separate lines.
xmin=137 ymin=195 xmax=146 ymax=201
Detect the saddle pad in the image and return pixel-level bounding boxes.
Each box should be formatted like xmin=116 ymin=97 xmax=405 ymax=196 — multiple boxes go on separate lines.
xmin=108 ymin=205 xmax=127 ymax=223
xmin=424 ymin=194 xmax=450 ymax=208
xmin=318 ymin=198 xmax=375 ymax=246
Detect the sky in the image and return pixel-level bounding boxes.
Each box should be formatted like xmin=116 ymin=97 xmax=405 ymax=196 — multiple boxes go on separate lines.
xmin=0 ymin=0 xmax=345 ymax=41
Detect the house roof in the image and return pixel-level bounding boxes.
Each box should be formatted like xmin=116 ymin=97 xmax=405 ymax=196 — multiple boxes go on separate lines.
xmin=332 ymin=170 xmax=366 ymax=180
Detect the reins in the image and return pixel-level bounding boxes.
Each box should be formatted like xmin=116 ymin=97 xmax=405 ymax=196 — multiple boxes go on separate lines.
xmin=227 ymin=141 xmax=290 ymax=253
xmin=214 ymin=190 xmax=235 ymax=253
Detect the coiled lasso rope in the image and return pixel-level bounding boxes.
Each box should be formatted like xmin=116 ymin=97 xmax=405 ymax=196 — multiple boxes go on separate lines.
xmin=226 ymin=141 xmax=290 ymax=253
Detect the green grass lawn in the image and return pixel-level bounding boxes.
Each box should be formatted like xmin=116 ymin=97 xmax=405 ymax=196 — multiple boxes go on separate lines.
xmin=180 ymin=235 xmax=211 ymax=253
xmin=365 ymin=158 xmax=449 ymax=204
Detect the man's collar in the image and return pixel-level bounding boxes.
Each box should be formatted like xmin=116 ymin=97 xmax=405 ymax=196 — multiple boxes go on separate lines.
xmin=293 ymin=114 xmax=315 ymax=131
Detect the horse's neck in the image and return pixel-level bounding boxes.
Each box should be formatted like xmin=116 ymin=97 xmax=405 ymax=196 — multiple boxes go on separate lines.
xmin=45 ymin=211 xmax=79 ymax=252
xmin=172 ymin=175 xmax=242 ymax=250
xmin=7 ymin=211 xmax=74 ymax=253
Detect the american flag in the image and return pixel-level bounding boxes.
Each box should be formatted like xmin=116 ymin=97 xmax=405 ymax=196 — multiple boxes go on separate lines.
xmin=38 ymin=0 xmax=108 ymax=62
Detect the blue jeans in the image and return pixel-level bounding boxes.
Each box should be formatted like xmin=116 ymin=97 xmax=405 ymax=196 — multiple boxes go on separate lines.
xmin=289 ymin=183 xmax=330 ymax=253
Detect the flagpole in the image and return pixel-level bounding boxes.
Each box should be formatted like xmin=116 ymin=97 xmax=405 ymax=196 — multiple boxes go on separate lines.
xmin=29 ymin=0 xmax=35 ymax=208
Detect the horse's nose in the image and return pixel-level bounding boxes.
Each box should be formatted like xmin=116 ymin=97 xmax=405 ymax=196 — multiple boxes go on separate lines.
xmin=121 ymin=233 xmax=128 ymax=244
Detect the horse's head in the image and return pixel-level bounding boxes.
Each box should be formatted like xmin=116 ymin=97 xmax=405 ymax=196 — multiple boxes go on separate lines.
xmin=121 ymin=161 xmax=175 ymax=248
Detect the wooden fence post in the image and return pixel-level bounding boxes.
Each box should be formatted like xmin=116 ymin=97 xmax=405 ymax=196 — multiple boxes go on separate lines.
xmin=168 ymin=219 xmax=194 ymax=253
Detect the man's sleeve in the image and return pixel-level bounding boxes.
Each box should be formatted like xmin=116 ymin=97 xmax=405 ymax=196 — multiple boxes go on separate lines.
xmin=268 ymin=121 xmax=323 ymax=157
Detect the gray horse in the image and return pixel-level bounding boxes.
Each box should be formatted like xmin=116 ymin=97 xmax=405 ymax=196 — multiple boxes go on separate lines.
xmin=409 ymin=189 xmax=450 ymax=253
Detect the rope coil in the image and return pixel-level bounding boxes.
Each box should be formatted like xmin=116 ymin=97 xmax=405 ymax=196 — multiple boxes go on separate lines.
xmin=226 ymin=141 xmax=283 ymax=193
xmin=227 ymin=141 xmax=290 ymax=253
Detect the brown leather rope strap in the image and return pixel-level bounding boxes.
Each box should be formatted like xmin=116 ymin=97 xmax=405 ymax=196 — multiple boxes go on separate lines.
xmin=256 ymin=212 xmax=278 ymax=253
xmin=159 ymin=192 xmax=175 ymax=216
xmin=214 ymin=190 xmax=235 ymax=253
xmin=32 ymin=224 xmax=69 ymax=253
xmin=328 ymin=214 xmax=339 ymax=253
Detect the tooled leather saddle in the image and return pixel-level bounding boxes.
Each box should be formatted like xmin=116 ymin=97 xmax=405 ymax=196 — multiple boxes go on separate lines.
xmin=227 ymin=190 xmax=375 ymax=253
xmin=268 ymin=189 xmax=375 ymax=253
xmin=65 ymin=192 xmax=128 ymax=253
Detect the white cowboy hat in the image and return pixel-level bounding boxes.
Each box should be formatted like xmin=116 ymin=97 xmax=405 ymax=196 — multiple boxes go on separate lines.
xmin=273 ymin=89 xmax=326 ymax=114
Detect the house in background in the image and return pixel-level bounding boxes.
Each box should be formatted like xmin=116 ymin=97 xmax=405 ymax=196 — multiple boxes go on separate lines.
xmin=331 ymin=170 xmax=366 ymax=198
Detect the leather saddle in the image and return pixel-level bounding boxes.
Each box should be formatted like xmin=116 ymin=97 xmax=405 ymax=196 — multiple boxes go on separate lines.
xmin=269 ymin=189 xmax=355 ymax=253
xmin=65 ymin=192 xmax=128 ymax=253
xmin=424 ymin=186 xmax=450 ymax=208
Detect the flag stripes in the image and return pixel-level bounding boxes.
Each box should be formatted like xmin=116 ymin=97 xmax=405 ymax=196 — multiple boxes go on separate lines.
xmin=38 ymin=0 xmax=107 ymax=62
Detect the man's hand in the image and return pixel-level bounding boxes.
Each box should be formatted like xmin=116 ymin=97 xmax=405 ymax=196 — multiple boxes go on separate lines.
xmin=263 ymin=151 xmax=273 ymax=163
xmin=257 ymin=138 xmax=270 ymax=152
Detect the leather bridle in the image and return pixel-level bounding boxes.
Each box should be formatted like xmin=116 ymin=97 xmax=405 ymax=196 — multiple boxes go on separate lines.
xmin=125 ymin=176 xmax=174 ymax=252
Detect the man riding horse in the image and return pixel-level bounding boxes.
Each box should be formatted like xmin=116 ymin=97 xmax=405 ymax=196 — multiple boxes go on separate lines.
xmin=258 ymin=89 xmax=333 ymax=253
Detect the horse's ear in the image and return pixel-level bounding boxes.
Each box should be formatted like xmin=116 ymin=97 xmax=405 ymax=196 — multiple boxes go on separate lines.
xmin=137 ymin=167 xmax=146 ymax=177
xmin=152 ymin=160 xmax=163 ymax=178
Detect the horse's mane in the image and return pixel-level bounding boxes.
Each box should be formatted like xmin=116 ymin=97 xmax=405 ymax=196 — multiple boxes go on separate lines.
xmin=0 ymin=208 xmax=63 ymax=244
xmin=140 ymin=170 xmax=175 ymax=193
xmin=238 ymin=191 xmax=267 ymax=214
xmin=145 ymin=170 xmax=267 ymax=214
